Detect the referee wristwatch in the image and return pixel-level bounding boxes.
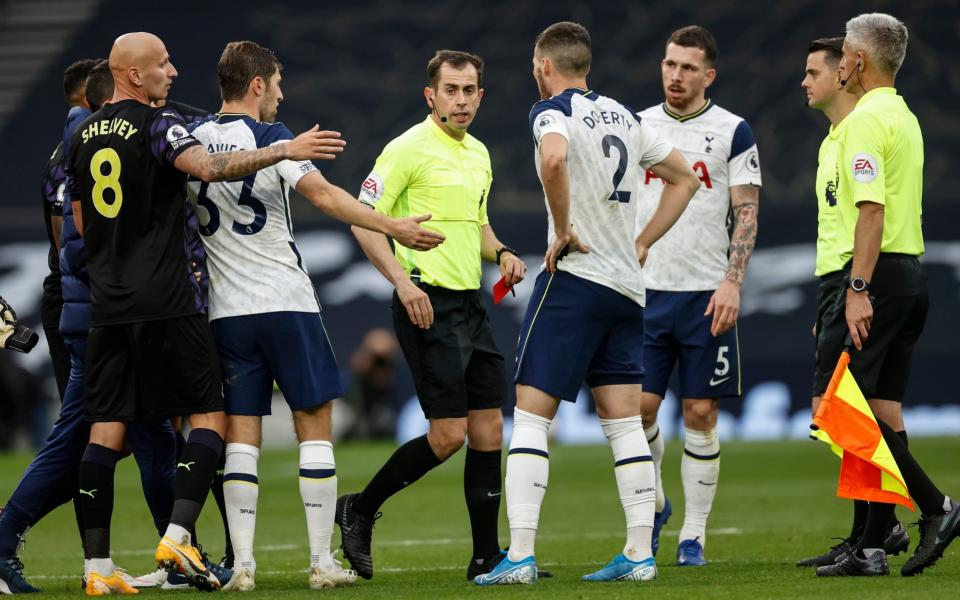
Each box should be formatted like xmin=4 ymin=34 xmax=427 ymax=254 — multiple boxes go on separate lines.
xmin=849 ymin=277 xmax=870 ymax=293
xmin=496 ymin=245 xmax=519 ymax=265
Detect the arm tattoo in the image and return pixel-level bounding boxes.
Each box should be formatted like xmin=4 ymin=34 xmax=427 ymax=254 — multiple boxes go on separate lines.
xmin=203 ymin=144 xmax=286 ymax=182
xmin=726 ymin=185 xmax=760 ymax=286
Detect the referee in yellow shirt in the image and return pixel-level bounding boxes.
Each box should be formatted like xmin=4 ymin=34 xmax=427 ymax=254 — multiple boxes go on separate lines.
xmin=813 ymin=13 xmax=958 ymax=578
xmin=337 ymin=50 xmax=526 ymax=582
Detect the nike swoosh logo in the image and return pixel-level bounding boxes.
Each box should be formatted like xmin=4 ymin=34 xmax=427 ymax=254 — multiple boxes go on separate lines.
xmin=697 ymin=480 xmax=717 ymax=486
xmin=709 ymin=376 xmax=730 ymax=386
xmin=487 ymin=491 xmax=502 ymax=497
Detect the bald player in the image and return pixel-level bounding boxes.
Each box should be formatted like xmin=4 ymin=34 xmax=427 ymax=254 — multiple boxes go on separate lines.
xmin=64 ymin=32 xmax=343 ymax=595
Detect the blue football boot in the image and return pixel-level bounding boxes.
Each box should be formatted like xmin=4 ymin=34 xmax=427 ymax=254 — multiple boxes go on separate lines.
xmin=473 ymin=555 xmax=537 ymax=586
xmin=582 ymin=554 xmax=657 ymax=581
xmin=677 ymin=538 xmax=708 ymax=566
xmin=652 ymin=497 xmax=672 ymax=556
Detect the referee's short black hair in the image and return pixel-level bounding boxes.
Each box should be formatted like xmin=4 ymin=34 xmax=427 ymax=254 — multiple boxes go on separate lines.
xmin=534 ymin=22 xmax=592 ymax=76
xmin=218 ymin=41 xmax=283 ymax=102
xmin=809 ymin=37 xmax=845 ymax=68
xmin=668 ymin=25 xmax=718 ymax=66
xmin=85 ymin=59 xmax=114 ymax=112
xmin=427 ymin=50 xmax=484 ymax=88
xmin=63 ymin=58 xmax=98 ymax=103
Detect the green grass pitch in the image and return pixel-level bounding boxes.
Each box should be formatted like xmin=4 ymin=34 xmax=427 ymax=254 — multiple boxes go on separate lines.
xmin=2 ymin=437 xmax=958 ymax=598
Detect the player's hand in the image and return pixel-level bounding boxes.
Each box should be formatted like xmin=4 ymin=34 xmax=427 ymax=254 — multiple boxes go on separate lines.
xmin=845 ymin=290 xmax=872 ymax=351
xmin=705 ymin=279 xmax=740 ymax=336
xmin=389 ymin=214 xmax=445 ymax=251
xmin=283 ymin=125 xmax=346 ymax=161
xmin=545 ymin=229 xmax=588 ymax=273
xmin=636 ymin=242 xmax=650 ymax=267
xmin=500 ymin=252 xmax=527 ymax=287
xmin=397 ymin=279 xmax=434 ymax=330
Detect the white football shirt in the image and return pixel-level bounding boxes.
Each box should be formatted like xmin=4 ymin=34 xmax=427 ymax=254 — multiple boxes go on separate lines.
xmin=530 ymin=88 xmax=672 ymax=306
xmin=186 ymin=114 xmax=319 ymax=321
xmin=635 ymin=101 xmax=762 ymax=291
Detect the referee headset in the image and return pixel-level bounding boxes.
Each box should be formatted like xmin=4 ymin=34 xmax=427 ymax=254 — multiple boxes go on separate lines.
xmin=839 ymin=59 xmax=861 ymax=87
xmin=428 ymin=92 xmax=448 ymax=123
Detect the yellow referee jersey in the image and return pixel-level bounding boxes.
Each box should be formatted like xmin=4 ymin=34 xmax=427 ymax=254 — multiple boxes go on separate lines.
xmin=815 ymin=117 xmax=850 ymax=277
xmin=358 ymin=116 xmax=492 ymax=290
xmin=837 ymin=87 xmax=924 ymax=264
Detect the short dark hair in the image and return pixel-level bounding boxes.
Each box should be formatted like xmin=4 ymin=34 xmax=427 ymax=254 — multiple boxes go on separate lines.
xmin=63 ymin=59 xmax=98 ymax=102
xmin=85 ymin=59 xmax=114 ymax=112
xmin=808 ymin=37 xmax=845 ymax=68
xmin=534 ymin=21 xmax=592 ymax=75
xmin=218 ymin=41 xmax=282 ymax=102
xmin=667 ymin=25 xmax=718 ymax=65
xmin=426 ymin=50 xmax=484 ymax=88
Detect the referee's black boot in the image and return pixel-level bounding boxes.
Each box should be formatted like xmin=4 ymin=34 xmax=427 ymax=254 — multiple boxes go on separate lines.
xmin=815 ymin=548 xmax=888 ymax=577
xmin=883 ymin=521 xmax=910 ymax=557
xmin=335 ymin=494 xmax=378 ymax=580
xmin=902 ymin=498 xmax=960 ymax=576
xmin=467 ymin=550 xmax=506 ymax=581
xmin=796 ymin=538 xmax=855 ymax=567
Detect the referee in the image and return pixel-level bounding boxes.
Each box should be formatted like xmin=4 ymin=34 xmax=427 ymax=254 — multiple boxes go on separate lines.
xmin=338 ymin=50 xmax=526 ymax=582
xmin=813 ymin=14 xmax=958 ymax=578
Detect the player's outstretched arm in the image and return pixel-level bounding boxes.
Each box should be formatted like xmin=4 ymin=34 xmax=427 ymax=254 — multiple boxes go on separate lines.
xmin=635 ymin=148 xmax=700 ymax=264
xmin=352 ymin=225 xmax=434 ymax=330
xmin=705 ymin=184 xmax=760 ymax=336
xmin=296 ymin=171 xmax=444 ymax=251
xmin=540 ymin=133 xmax=588 ymax=272
xmin=174 ymin=126 xmax=346 ymax=183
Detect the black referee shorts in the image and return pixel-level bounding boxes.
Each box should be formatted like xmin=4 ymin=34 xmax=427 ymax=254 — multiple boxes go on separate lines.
xmin=85 ymin=313 xmax=223 ymax=422
xmin=392 ymin=284 xmax=506 ymax=420
xmin=814 ymin=254 xmax=928 ymax=401
xmin=811 ymin=271 xmax=845 ymax=397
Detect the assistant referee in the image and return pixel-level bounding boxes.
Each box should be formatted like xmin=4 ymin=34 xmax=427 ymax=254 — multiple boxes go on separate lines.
xmin=338 ymin=50 xmax=526 ymax=582
xmin=813 ymin=13 xmax=958 ymax=578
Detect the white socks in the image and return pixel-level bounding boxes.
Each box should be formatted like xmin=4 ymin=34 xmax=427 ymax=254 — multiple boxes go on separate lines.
xmin=163 ymin=523 xmax=192 ymax=546
xmin=679 ymin=428 xmax=720 ymax=545
xmin=224 ymin=443 xmax=260 ymax=572
xmin=505 ymin=408 xmax=551 ymax=562
xmin=644 ymin=422 xmax=666 ymax=512
xmin=86 ymin=557 xmax=114 ymax=577
xmin=602 ymin=416 xmax=655 ymax=562
xmin=299 ymin=441 xmax=337 ymax=570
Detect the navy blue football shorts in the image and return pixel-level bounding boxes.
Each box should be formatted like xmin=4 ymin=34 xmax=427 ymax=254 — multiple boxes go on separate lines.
xmin=642 ymin=289 xmax=741 ymax=399
xmin=514 ymin=269 xmax=645 ymax=401
xmin=211 ymin=311 xmax=343 ymax=416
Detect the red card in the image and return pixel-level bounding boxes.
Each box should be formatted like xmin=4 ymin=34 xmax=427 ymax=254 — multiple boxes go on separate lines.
xmin=493 ymin=276 xmax=513 ymax=304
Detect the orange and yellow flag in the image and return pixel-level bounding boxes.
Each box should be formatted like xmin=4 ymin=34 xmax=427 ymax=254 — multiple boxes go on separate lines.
xmin=811 ymin=351 xmax=914 ymax=510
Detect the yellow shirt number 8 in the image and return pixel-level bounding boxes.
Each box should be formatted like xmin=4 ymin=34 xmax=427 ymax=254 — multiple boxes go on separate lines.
xmin=90 ymin=148 xmax=123 ymax=218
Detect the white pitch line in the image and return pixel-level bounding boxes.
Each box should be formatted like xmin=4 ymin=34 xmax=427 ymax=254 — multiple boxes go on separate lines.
xmin=25 ymin=528 xmax=744 ymax=580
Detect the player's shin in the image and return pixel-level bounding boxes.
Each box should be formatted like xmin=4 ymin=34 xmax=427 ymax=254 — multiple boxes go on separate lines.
xmin=299 ymin=441 xmax=337 ymax=570
xmin=644 ymin=422 xmax=666 ymax=512
xmin=224 ymin=443 xmax=260 ymax=572
xmin=602 ymin=416 xmax=655 ymax=562
xmin=165 ymin=428 xmax=223 ymax=544
xmin=680 ymin=428 xmax=720 ymax=545
xmin=79 ymin=444 xmax=122 ymax=574
xmin=505 ymin=408 xmax=551 ymax=562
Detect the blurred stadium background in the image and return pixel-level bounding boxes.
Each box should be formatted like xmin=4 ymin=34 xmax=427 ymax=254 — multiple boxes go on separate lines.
xmin=1 ymin=0 xmax=958 ymax=448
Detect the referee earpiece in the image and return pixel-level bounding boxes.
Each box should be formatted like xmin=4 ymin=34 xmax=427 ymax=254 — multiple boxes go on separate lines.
xmin=429 ymin=94 xmax=447 ymax=123
xmin=839 ymin=60 xmax=861 ymax=87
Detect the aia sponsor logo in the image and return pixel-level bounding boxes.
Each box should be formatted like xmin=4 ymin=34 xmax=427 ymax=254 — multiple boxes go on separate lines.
xmin=646 ymin=161 xmax=713 ymax=189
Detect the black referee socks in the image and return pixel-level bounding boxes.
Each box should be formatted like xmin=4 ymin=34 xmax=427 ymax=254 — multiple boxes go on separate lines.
xmin=79 ymin=443 xmax=121 ymax=559
xmin=464 ymin=447 xmax=503 ymax=560
xmin=170 ymin=428 xmax=223 ymax=529
xmin=354 ymin=434 xmax=442 ymax=518
xmin=878 ymin=421 xmax=945 ymax=516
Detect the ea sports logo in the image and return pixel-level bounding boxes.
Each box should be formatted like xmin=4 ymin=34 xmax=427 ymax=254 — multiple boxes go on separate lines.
xmin=852 ymin=152 xmax=878 ymax=183
xmin=360 ymin=172 xmax=384 ymax=203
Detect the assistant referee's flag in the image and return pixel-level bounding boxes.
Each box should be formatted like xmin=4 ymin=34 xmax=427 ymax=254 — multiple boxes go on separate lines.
xmin=810 ymin=351 xmax=914 ymax=510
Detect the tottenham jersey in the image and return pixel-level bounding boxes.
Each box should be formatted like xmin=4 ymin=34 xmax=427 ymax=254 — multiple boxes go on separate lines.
xmin=635 ymin=101 xmax=762 ymax=291
xmin=186 ymin=114 xmax=319 ymax=321
xmin=530 ymin=88 xmax=673 ymax=306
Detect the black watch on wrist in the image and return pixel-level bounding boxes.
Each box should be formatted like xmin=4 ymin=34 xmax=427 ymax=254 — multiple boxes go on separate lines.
xmin=849 ymin=277 xmax=870 ymax=293
xmin=496 ymin=245 xmax=519 ymax=265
